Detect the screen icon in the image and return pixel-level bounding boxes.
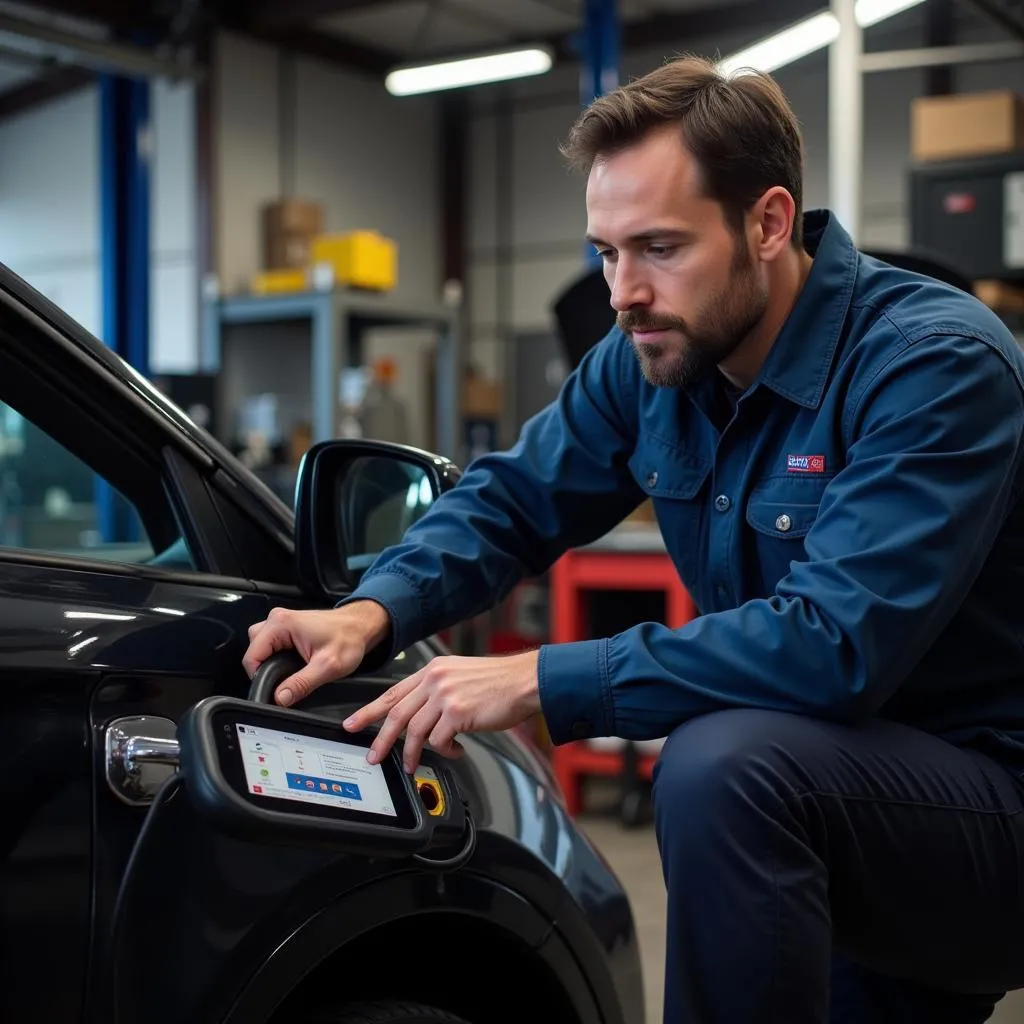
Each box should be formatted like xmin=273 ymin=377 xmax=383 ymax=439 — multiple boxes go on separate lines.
xmin=252 ymin=785 xmax=263 ymax=794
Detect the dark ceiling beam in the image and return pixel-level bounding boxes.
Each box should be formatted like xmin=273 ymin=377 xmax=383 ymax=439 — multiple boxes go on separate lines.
xmin=236 ymin=24 xmax=399 ymax=75
xmin=958 ymin=0 xmax=1024 ymax=41
xmin=15 ymin=0 xmax=154 ymax=33
xmin=0 ymin=64 xmax=94 ymax=122
xmin=245 ymin=0 xmax=404 ymax=31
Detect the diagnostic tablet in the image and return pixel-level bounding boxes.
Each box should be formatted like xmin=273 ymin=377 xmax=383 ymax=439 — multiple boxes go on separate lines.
xmin=178 ymin=696 xmax=465 ymax=857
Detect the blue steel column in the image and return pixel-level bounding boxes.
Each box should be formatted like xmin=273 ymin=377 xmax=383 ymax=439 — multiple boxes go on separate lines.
xmin=579 ymin=0 xmax=620 ymax=267
xmin=99 ymin=72 xmax=152 ymax=543
xmin=579 ymin=0 xmax=620 ymax=107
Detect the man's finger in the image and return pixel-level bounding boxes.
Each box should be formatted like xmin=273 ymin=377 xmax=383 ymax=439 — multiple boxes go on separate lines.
xmin=401 ymin=703 xmax=444 ymax=774
xmin=368 ymin=686 xmax=429 ymax=767
xmin=247 ymin=620 xmax=266 ymax=641
xmin=427 ymin=720 xmax=465 ymax=760
xmin=242 ymin=624 xmax=286 ymax=677
xmin=273 ymin=650 xmax=344 ymax=706
xmin=343 ymin=674 xmax=420 ymax=733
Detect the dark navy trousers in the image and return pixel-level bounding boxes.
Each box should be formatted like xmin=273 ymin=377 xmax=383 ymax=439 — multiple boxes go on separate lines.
xmin=652 ymin=710 xmax=1024 ymax=1023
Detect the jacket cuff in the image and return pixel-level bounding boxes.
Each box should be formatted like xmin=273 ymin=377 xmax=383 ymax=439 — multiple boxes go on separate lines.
xmin=335 ymin=571 xmax=424 ymax=671
xmin=537 ymin=638 xmax=613 ymax=745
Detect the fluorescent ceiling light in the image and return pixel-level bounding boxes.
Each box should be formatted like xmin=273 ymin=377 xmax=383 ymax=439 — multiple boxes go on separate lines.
xmin=718 ymin=11 xmax=839 ymax=75
xmin=385 ymin=46 xmax=553 ymax=96
xmin=718 ymin=0 xmax=926 ymax=75
xmin=856 ymin=0 xmax=926 ymax=28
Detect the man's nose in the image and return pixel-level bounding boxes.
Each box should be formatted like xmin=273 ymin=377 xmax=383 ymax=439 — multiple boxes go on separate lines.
xmin=609 ymin=258 xmax=652 ymax=311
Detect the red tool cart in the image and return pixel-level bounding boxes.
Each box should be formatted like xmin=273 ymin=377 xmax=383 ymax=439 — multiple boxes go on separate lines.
xmin=548 ymin=524 xmax=697 ymax=824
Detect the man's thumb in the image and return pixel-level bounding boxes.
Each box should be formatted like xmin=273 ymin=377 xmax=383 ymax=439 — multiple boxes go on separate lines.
xmin=274 ymin=670 xmax=317 ymax=707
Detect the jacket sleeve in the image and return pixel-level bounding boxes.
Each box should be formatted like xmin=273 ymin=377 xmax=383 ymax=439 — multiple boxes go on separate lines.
xmin=342 ymin=329 xmax=645 ymax=660
xmin=537 ymin=332 xmax=1024 ymax=745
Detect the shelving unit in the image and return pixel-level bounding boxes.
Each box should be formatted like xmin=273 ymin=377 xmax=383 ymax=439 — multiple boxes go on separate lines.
xmin=548 ymin=523 xmax=698 ymax=822
xmin=200 ymin=288 xmax=462 ymax=460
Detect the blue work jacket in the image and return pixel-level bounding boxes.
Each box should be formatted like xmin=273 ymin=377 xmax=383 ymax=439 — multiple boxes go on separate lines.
xmin=348 ymin=210 xmax=1024 ymax=765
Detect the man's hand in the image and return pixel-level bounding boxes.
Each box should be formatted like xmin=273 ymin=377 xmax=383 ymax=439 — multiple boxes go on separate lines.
xmin=243 ymin=600 xmax=391 ymax=706
xmin=343 ymin=650 xmax=542 ymax=773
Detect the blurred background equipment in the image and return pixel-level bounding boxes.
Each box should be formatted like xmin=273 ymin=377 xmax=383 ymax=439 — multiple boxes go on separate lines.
xmin=551 ymin=267 xmax=616 ymax=371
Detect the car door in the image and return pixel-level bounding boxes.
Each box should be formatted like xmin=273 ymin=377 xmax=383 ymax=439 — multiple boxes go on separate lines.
xmin=0 ymin=274 xmax=309 ymax=1023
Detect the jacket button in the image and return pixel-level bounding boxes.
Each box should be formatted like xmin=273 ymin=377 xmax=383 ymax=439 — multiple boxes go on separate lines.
xmin=646 ymin=471 xmax=658 ymax=488
xmin=571 ymin=719 xmax=591 ymax=739
xmin=714 ymin=494 xmax=731 ymax=513
xmin=776 ymin=514 xmax=792 ymax=532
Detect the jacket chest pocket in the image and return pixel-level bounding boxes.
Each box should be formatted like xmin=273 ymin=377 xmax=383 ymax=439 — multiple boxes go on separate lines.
xmin=745 ymin=474 xmax=832 ymax=593
xmin=628 ymin=440 xmax=712 ymax=585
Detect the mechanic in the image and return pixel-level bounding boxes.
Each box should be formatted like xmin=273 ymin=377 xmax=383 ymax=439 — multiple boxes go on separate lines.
xmin=244 ymin=56 xmax=1024 ymax=1023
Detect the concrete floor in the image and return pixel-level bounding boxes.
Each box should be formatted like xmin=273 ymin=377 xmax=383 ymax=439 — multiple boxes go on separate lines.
xmin=577 ymin=798 xmax=1024 ymax=1024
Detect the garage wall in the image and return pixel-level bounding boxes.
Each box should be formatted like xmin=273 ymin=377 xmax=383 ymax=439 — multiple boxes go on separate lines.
xmin=463 ymin=7 xmax=1022 ymax=384
xmin=0 ymin=86 xmax=101 ymax=336
xmin=214 ymin=31 xmax=441 ymax=308
xmin=0 ymin=78 xmax=199 ymax=372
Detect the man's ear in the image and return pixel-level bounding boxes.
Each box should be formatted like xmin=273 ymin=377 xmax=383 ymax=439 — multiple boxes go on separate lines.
xmin=753 ymin=187 xmax=797 ymax=262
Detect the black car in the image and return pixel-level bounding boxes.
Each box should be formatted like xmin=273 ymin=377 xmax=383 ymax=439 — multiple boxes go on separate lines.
xmin=0 ymin=265 xmax=644 ymax=1024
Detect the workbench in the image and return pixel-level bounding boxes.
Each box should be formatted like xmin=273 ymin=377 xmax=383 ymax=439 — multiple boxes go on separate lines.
xmin=548 ymin=521 xmax=697 ymax=822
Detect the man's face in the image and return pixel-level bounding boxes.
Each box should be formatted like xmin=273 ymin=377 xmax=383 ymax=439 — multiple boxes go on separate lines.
xmin=585 ymin=125 xmax=769 ymax=388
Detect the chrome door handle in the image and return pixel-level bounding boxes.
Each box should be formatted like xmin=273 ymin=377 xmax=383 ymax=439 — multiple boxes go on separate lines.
xmin=105 ymin=716 xmax=181 ymax=806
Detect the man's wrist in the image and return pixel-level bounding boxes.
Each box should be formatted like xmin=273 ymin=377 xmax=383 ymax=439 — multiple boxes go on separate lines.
xmin=337 ymin=599 xmax=392 ymax=649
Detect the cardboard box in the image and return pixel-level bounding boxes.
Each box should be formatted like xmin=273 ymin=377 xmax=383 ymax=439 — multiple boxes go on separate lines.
xmin=462 ymin=375 xmax=502 ymax=418
xmin=311 ymin=230 xmax=397 ymax=291
xmin=262 ymin=199 xmax=324 ymax=270
xmin=912 ymin=90 xmax=1024 ymax=163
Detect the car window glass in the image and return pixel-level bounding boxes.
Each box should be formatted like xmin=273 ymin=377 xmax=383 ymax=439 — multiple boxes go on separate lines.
xmin=0 ymin=402 xmax=191 ymax=567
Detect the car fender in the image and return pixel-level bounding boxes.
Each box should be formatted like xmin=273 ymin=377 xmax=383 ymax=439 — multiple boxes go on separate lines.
xmin=218 ymin=868 xmax=604 ymax=1024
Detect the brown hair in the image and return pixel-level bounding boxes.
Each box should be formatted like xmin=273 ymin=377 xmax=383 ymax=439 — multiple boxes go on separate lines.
xmin=560 ymin=55 xmax=805 ymax=247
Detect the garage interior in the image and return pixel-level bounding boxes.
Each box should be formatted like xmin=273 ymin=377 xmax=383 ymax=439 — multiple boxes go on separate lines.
xmin=1 ymin=0 xmax=1024 ymax=1021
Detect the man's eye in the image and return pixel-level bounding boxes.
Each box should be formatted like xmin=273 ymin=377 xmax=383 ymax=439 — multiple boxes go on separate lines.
xmin=648 ymin=245 xmax=677 ymax=258
xmin=596 ymin=249 xmax=616 ymax=262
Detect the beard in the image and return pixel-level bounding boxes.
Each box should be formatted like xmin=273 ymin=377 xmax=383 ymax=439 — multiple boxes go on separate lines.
xmin=619 ymin=241 xmax=769 ymax=389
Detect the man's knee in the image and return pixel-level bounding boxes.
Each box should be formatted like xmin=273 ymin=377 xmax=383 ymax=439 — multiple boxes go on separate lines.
xmin=651 ymin=709 xmax=817 ymax=827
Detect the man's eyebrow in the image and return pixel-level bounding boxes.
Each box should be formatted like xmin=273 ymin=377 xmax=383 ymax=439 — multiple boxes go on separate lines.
xmin=585 ymin=228 xmax=696 ymax=246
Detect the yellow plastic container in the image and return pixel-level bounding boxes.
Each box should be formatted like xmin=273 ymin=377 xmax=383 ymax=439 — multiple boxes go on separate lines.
xmin=250 ymin=268 xmax=310 ymax=295
xmin=311 ymin=230 xmax=397 ymax=291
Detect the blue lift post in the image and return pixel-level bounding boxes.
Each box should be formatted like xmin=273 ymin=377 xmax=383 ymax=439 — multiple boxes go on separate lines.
xmin=98 ymin=71 xmax=152 ymax=543
xmin=579 ymin=0 xmax=620 ymax=267
xmin=579 ymin=0 xmax=620 ymax=108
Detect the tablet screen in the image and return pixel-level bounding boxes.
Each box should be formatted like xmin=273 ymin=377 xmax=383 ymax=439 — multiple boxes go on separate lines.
xmin=235 ymin=722 xmax=398 ymax=818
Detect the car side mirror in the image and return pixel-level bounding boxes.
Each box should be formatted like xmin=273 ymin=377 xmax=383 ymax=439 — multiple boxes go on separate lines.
xmin=294 ymin=439 xmax=462 ymax=598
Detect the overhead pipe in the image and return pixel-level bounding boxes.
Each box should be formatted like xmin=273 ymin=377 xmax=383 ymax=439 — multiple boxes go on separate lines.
xmin=0 ymin=11 xmax=201 ymax=81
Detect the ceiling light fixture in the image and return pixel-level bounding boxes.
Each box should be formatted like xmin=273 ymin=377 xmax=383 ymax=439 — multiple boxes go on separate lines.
xmin=385 ymin=45 xmax=554 ymax=96
xmin=718 ymin=0 xmax=926 ymax=75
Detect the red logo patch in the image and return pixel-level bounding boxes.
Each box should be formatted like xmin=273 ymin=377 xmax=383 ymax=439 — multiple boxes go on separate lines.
xmin=787 ymin=454 xmax=826 ymax=474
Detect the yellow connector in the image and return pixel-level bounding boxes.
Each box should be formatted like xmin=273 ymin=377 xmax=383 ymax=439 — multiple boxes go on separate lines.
xmin=414 ymin=774 xmax=445 ymax=817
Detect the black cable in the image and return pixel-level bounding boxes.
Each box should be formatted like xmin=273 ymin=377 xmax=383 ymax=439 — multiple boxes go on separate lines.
xmin=108 ymin=770 xmax=183 ymax=1024
xmin=413 ymin=806 xmax=477 ymax=871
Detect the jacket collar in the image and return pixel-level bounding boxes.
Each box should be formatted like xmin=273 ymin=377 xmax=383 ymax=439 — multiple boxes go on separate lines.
xmin=752 ymin=209 xmax=859 ymax=409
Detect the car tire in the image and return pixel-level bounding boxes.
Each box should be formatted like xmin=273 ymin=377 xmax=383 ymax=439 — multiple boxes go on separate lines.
xmin=315 ymin=999 xmax=473 ymax=1023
